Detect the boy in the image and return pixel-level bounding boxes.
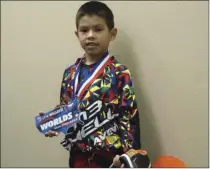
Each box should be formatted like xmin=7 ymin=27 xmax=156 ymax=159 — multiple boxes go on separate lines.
xmin=44 ymin=1 xmax=141 ymax=168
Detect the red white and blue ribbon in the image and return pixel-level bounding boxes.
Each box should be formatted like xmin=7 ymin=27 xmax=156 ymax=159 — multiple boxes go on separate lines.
xmin=74 ymin=51 xmax=111 ymax=100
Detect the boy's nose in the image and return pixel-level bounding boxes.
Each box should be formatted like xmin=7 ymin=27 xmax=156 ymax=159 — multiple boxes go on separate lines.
xmin=87 ymin=30 xmax=95 ymax=39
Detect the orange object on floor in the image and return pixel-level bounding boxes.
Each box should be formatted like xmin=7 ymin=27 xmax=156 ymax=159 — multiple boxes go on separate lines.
xmin=152 ymin=156 xmax=187 ymax=168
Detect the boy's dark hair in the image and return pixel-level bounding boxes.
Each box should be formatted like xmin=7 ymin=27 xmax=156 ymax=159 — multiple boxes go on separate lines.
xmin=76 ymin=1 xmax=114 ymax=31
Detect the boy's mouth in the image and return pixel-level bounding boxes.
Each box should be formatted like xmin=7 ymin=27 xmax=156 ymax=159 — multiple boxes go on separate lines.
xmin=86 ymin=42 xmax=99 ymax=47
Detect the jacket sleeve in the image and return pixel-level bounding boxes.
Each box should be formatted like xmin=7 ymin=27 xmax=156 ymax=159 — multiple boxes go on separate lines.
xmin=59 ymin=68 xmax=73 ymax=150
xmin=60 ymin=69 xmax=68 ymax=105
xmin=117 ymin=68 xmax=141 ymax=152
xmin=60 ymin=68 xmax=75 ymax=105
xmin=60 ymin=59 xmax=80 ymax=105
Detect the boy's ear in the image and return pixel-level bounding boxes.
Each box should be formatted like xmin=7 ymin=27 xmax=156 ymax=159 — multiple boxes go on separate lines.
xmin=110 ymin=28 xmax=117 ymax=41
xmin=75 ymin=31 xmax=78 ymax=38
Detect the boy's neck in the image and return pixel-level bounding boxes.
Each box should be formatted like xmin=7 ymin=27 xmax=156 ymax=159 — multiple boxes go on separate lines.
xmin=84 ymin=52 xmax=107 ymax=65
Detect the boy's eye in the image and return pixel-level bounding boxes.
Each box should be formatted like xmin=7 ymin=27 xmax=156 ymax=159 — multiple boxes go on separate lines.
xmin=95 ymin=28 xmax=103 ymax=32
xmin=80 ymin=29 xmax=88 ymax=33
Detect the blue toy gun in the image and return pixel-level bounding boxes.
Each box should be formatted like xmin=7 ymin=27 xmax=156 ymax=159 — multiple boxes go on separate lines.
xmin=35 ymin=99 xmax=83 ymax=134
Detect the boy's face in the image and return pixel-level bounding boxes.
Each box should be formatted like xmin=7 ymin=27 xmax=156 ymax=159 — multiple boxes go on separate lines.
xmin=76 ymin=15 xmax=117 ymax=57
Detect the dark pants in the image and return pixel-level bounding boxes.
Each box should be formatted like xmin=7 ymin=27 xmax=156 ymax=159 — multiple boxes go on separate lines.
xmin=69 ymin=149 xmax=123 ymax=168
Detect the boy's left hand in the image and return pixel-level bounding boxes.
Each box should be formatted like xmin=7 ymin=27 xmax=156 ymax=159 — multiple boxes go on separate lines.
xmin=113 ymin=155 xmax=124 ymax=168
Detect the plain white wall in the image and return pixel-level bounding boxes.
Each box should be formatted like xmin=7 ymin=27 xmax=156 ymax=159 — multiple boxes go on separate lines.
xmin=1 ymin=1 xmax=208 ymax=167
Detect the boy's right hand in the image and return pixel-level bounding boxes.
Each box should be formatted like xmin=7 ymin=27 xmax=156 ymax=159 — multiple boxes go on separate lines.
xmin=44 ymin=130 xmax=59 ymax=137
xmin=39 ymin=112 xmax=59 ymax=137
